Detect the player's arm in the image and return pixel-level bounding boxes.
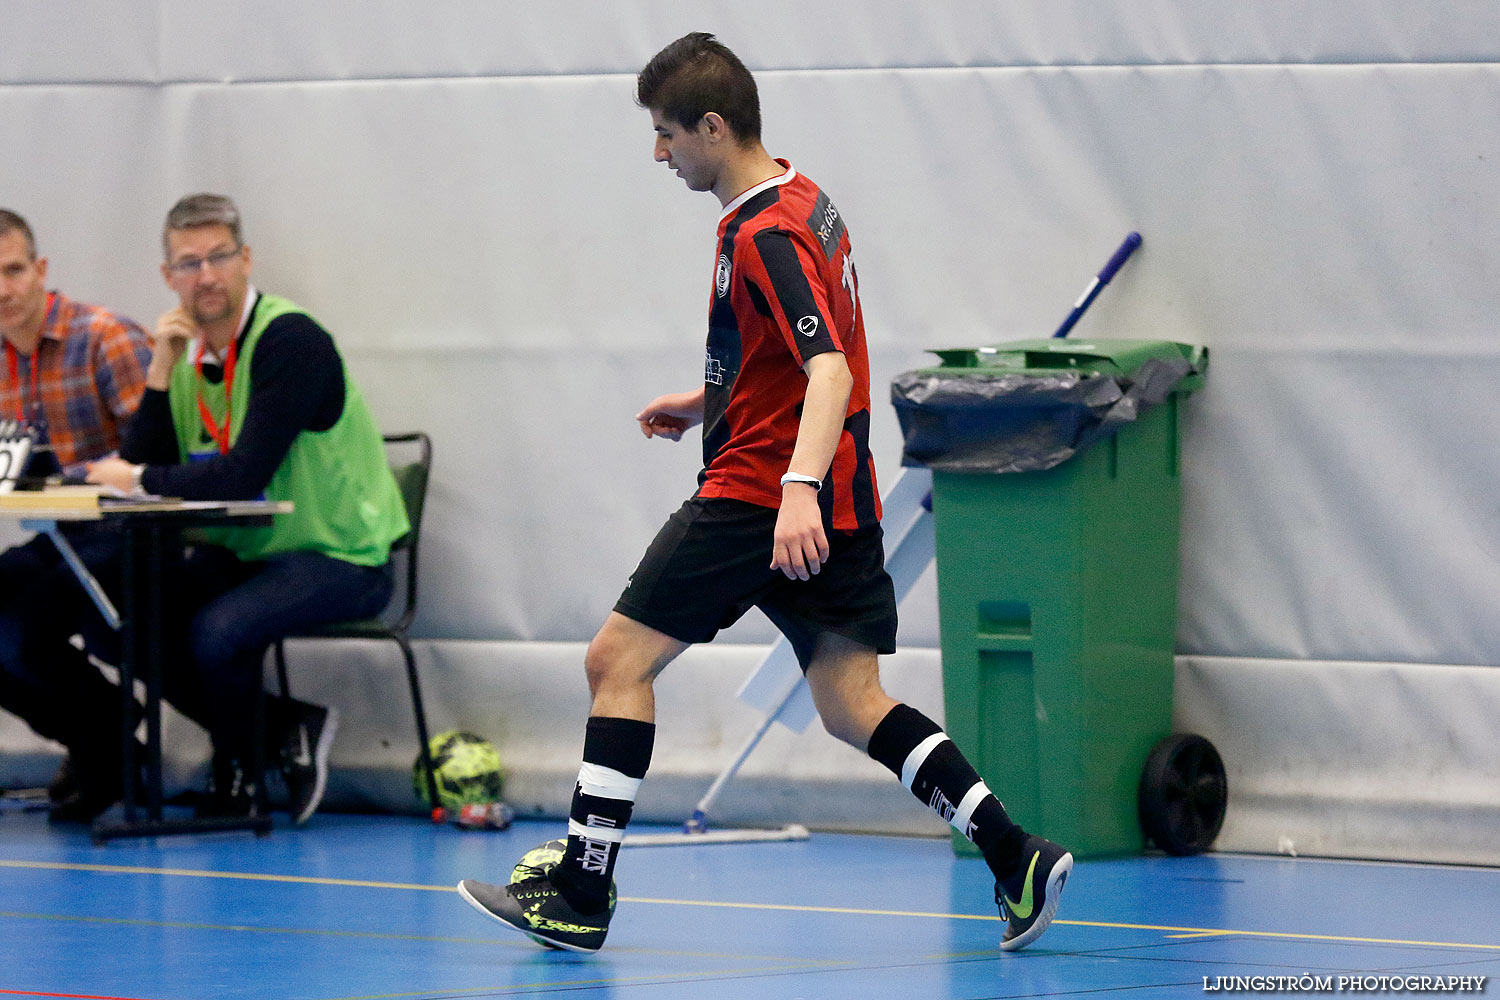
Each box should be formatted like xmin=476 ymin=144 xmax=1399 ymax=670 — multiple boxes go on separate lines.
xmin=772 ymin=350 xmax=852 ymax=581
xmin=636 ymin=386 xmax=705 ymax=442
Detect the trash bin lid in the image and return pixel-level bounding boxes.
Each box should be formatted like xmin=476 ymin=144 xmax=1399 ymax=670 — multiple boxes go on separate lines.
xmin=891 ymin=337 xmax=1208 ymax=473
xmin=925 ymin=338 xmax=1204 ymax=379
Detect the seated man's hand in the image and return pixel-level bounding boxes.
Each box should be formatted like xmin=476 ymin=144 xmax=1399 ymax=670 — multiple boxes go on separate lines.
xmin=86 ymin=457 xmax=139 ymax=495
xmin=152 ymin=307 xmax=199 ymax=357
xmin=146 ymin=307 xmax=198 ymax=388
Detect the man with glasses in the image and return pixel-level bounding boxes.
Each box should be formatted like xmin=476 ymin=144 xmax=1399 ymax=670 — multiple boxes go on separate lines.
xmin=82 ymin=193 xmax=409 ymax=823
xmin=0 ymin=208 xmax=151 ymax=823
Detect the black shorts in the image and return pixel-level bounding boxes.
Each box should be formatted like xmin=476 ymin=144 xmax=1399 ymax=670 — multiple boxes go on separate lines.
xmin=614 ymin=497 xmax=898 ymax=670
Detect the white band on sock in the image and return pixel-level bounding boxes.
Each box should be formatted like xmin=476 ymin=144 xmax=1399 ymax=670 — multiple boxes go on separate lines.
xmin=952 ymin=780 xmax=992 ymax=834
xmin=900 ymin=733 xmax=948 ymax=790
xmin=569 ymin=817 xmax=627 ymax=844
xmin=578 ymin=762 xmax=642 ymax=802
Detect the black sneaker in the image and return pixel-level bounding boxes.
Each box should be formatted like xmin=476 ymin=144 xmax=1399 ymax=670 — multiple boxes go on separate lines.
xmin=996 ymin=835 xmax=1073 ymax=951
xmin=46 ymin=744 xmax=143 ymax=824
xmin=47 ymin=765 xmax=121 ymax=825
xmin=279 ymin=702 xmax=338 ymax=825
xmin=47 ymin=755 xmax=78 ymax=804
xmin=457 ymin=873 xmax=612 ymax=953
xmin=197 ymin=756 xmax=261 ymax=819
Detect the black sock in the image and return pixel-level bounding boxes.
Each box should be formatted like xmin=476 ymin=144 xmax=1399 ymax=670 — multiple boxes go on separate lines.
xmin=554 ymin=716 xmax=655 ymax=913
xmin=867 ymin=703 xmax=1028 ymax=881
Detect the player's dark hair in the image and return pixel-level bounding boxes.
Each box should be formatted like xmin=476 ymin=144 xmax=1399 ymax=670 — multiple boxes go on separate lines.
xmin=0 ymin=209 xmax=37 ymax=259
xmin=636 ymin=32 xmax=761 ymax=144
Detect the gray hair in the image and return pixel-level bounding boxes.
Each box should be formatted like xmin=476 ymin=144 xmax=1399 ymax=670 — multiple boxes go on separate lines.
xmin=0 ymin=208 xmax=37 ymax=259
xmin=162 ymin=193 xmax=242 ymax=259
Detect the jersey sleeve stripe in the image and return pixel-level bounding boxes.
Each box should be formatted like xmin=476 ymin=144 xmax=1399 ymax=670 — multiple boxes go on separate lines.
xmin=750 ymin=228 xmax=839 ymax=365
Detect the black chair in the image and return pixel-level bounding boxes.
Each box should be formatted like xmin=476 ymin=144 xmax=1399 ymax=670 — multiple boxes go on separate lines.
xmin=270 ymin=432 xmax=441 ymax=817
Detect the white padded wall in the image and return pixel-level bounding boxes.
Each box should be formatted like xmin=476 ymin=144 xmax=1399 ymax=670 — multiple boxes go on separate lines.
xmin=6 ymin=4 xmax=1499 ymax=657
xmin=9 ymin=6 xmax=1500 ymax=657
xmin=5 ymin=2 xmax=1500 ymax=849
xmin=9 ymin=3 xmax=1500 ymax=82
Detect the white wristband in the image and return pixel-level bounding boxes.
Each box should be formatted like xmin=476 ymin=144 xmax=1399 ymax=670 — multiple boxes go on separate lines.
xmin=780 ymin=472 xmax=822 ymax=492
xmin=130 ymin=464 xmax=146 ymax=496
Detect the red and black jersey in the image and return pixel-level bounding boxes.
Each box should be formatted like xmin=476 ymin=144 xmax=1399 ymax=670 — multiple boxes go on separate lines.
xmin=697 ymin=161 xmax=881 ymax=531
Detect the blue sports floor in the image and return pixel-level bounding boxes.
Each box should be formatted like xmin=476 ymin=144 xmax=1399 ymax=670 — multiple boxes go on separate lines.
xmin=1 ymin=809 xmax=1497 ymax=999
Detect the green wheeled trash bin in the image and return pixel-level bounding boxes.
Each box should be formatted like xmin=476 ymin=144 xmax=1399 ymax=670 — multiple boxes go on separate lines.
xmin=891 ymin=338 xmax=1222 ymax=859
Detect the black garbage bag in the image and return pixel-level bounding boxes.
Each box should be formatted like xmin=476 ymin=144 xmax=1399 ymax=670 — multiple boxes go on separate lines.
xmin=892 ymin=355 xmax=1193 ymax=473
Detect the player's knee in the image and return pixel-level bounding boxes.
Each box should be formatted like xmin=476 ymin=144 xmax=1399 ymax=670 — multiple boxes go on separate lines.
xmin=807 ymin=683 xmax=859 ymax=747
xmin=819 ymin=707 xmax=862 ymax=748
xmin=583 ymin=631 xmax=634 ymax=696
xmin=822 ymin=701 xmax=885 ymax=753
xmin=808 ymin=673 xmax=890 ymax=751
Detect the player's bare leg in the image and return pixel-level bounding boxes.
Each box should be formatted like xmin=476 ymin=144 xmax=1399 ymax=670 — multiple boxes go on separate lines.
xmin=584 ymin=611 xmax=689 ymax=723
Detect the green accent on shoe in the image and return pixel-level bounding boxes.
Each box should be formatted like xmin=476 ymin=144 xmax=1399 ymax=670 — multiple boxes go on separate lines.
xmin=522 ymin=908 xmax=607 ymax=936
xmin=1002 ymin=850 xmax=1040 ymax=920
xmin=457 ymin=874 xmax=613 ymax=953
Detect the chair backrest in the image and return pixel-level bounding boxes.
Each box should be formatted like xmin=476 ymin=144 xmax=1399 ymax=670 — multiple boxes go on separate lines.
xmin=383 ymin=432 xmax=432 ymax=632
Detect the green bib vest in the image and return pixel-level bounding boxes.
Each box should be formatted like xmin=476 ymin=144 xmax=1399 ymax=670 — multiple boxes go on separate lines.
xmin=167 ymin=293 xmax=409 ymax=566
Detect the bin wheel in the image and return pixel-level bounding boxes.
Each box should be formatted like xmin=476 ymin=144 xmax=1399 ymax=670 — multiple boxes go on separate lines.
xmin=1138 ymin=733 xmax=1227 ymax=856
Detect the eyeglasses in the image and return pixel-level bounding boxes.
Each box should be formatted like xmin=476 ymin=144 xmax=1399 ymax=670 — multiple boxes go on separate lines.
xmin=166 ymin=245 xmax=242 ymax=278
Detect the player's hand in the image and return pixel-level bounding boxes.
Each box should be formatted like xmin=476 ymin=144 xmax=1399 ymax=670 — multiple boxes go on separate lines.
xmin=85 ymin=456 xmax=137 ymax=495
xmin=636 ymin=391 xmax=704 ymax=442
xmin=771 ymin=484 xmax=829 ymax=580
xmin=638 ymin=413 xmax=693 ymax=441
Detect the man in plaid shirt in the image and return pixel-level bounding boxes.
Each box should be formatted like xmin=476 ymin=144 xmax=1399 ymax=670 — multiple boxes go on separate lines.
xmin=0 ymin=208 xmax=151 ymax=823
xmin=0 ymin=209 xmax=150 ymax=477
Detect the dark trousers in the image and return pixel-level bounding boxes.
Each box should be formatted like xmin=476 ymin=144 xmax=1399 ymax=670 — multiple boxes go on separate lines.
xmin=0 ymin=533 xmax=392 ymax=767
xmin=161 ymin=545 xmax=393 ymax=759
xmin=0 ymin=527 xmax=128 ymax=765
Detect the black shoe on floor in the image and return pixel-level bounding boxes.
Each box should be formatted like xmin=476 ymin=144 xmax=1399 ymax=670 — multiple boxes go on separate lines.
xmin=278 ymin=701 xmax=337 ymax=825
xmin=996 ymin=834 xmax=1073 ymax=951
xmin=196 ymin=756 xmax=261 ymax=820
xmin=47 ymin=755 xmax=78 ymax=804
xmin=47 ymin=778 xmax=121 ymax=824
xmin=46 ymin=746 xmax=140 ymax=825
xmin=458 ymin=871 xmax=612 ymax=953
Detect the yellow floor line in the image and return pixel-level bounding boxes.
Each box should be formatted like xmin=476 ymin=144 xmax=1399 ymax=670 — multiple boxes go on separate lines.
xmin=0 ymin=909 xmax=498 ymax=944
xmin=5 ymin=857 xmax=1498 ymax=953
xmin=0 ymin=908 xmax=845 ymax=1000
xmin=1056 ymin=916 xmax=1500 ymax=952
xmin=0 ymin=858 xmax=448 ymax=892
xmin=324 ymin=961 xmax=854 ymax=1000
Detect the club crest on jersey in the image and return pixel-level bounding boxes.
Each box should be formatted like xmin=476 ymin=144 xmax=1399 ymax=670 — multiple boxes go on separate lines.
xmin=715 ymin=254 xmax=732 ymax=297
xmin=797 ymin=315 xmax=820 ymax=338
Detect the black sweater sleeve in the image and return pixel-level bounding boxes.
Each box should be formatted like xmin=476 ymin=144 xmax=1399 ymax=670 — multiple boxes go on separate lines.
xmin=119 ymin=389 xmax=182 ymax=466
xmin=137 ymin=313 xmax=346 ymax=501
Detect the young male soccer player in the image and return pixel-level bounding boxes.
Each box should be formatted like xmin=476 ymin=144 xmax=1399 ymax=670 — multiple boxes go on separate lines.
xmin=459 ymin=32 xmax=1073 ymax=953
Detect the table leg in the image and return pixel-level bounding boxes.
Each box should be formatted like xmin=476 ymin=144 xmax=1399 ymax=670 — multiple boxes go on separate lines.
xmin=92 ymin=519 xmax=272 ymax=842
xmin=115 ymin=523 xmax=141 ymax=828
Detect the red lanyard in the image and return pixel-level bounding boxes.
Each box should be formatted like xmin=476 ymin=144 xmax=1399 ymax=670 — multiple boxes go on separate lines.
xmin=194 ymin=336 xmax=238 ymax=454
xmin=4 ymin=293 xmax=52 ymax=423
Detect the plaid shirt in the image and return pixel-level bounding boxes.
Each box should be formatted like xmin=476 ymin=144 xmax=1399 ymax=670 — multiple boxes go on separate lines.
xmin=1 ymin=291 xmax=151 ymax=473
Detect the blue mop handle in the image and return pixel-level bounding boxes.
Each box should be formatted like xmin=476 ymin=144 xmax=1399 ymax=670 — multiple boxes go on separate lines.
xmin=1051 ymin=231 xmax=1142 ymax=339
